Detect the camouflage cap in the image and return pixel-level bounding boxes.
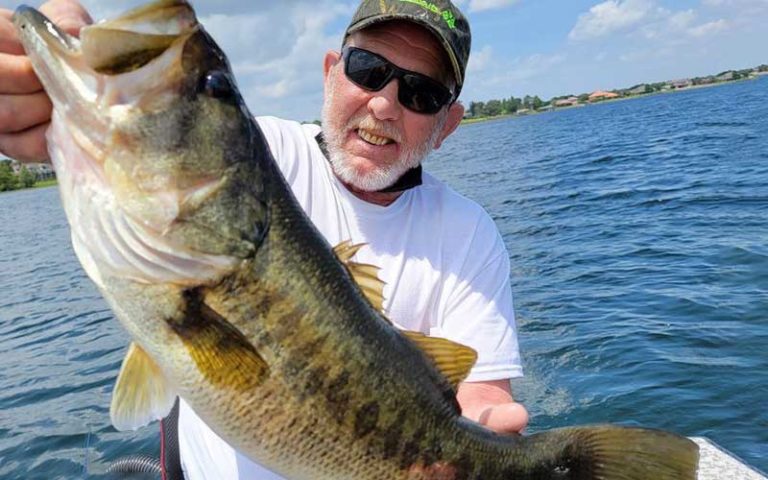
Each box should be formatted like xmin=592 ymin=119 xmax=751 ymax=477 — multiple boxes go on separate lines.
xmin=344 ymin=0 xmax=471 ymax=98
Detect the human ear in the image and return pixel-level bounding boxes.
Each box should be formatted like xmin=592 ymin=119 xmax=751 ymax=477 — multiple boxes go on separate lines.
xmin=433 ymin=102 xmax=465 ymax=149
xmin=323 ymin=50 xmax=342 ymax=80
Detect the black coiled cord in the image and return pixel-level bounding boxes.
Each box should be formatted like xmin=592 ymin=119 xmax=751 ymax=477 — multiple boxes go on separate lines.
xmin=106 ymin=454 xmax=162 ymax=474
xmin=107 ymin=398 xmax=184 ymax=479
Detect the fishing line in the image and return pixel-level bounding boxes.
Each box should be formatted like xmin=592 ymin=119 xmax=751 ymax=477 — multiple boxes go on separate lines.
xmin=82 ymin=424 xmax=92 ymax=478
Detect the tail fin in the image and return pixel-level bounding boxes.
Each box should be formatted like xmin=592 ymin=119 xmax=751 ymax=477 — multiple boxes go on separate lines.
xmin=526 ymin=425 xmax=699 ymax=479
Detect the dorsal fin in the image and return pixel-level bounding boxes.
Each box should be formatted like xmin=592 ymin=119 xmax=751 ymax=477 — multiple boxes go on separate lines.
xmin=110 ymin=342 xmax=177 ymax=431
xmin=401 ymin=331 xmax=478 ymax=389
xmin=333 ymin=241 xmax=386 ymax=313
xmin=333 ymin=240 xmax=363 ymax=263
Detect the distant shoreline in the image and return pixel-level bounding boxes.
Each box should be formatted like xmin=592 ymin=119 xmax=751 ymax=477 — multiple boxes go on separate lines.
xmin=461 ymin=75 xmax=763 ymax=126
xmin=0 ymin=179 xmax=57 ymax=195
xmin=33 ymin=179 xmax=58 ymax=189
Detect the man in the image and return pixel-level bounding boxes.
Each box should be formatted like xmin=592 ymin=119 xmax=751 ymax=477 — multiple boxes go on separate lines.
xmin=0 ymin=0 xmax=529 ymax=478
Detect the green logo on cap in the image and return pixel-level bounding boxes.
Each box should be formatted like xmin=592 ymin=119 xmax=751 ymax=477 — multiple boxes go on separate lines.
xmin=398 ymin=0 xmax=457 ymax=29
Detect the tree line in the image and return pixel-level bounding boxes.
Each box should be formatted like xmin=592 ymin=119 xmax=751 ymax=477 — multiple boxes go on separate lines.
xmin=468 ymin=95 xmax=546 ymax=118
xmin=467 ymin=65 xmax=767 ymax=119
xmin=0 ymin=161 xmax=38 ymax=192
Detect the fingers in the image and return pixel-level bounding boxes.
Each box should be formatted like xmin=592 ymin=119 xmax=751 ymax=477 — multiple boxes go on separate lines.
xmin=0 ymin=53 xmax=42 ymax=93
xmin=0 ymin=9 xmax=42 ymax=93
xmin=0 ymin=9 xmax=48 ymax=161
xmin=0 ymin=9 xmax=25 ymax=55
xmin=1 ymin=0 xmax=93 ymax=46
xmin=0 ymin=122 xmax=50 ymax=162
xmin=0 ymin=0 xmax=91 ymax=163
xmin=0 ymin=92 xmax=52 ymax=134
xmin=477 ymin=402 xmax=530 ymax=434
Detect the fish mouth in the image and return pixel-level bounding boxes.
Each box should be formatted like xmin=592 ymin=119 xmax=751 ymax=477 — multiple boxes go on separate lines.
xmin=12 ymin=1 xmax=221 ymax=237
xmin=13 ymin=6 xmax=79 ymax=53
xmin=12 ymin=0 xmax=198 ymax=113
xmin=13 ymin=1 xmax=248 ymax=286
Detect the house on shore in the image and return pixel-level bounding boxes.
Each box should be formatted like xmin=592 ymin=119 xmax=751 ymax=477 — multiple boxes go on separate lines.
xmin=669 ymin=79 xmax=692 ymax=89
xmin=26 ymin=163 xmax=56 ymax=181
xmin=6 ymin=159 xmax=56 ymax=180
xmin=588 ymin=90 xmax=620 ymax=102
xmin=626 ymin=84 xmax=648 ymax=95
xmin=554 ymin=97 xmax=580 ymax=108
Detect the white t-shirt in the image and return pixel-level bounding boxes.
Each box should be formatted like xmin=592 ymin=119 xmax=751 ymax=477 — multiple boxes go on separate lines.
xmin=178 ymin=116 xmax=522 ymax=480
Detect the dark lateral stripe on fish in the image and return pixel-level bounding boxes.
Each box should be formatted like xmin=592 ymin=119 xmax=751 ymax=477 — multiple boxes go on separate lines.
xmin=353 ymin=401 xmax=381 ymax=438
xmin=325 ymin=371 xmax=352 ymax=423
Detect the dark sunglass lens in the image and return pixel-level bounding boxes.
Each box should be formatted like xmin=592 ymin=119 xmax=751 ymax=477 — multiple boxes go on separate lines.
xmin=346 ymin=50 xmax=391 ymax=90
xmin=401 ymin=75 xmax=451 ymax=114
xmin=400 ymin=87 xmax=440 ymax=114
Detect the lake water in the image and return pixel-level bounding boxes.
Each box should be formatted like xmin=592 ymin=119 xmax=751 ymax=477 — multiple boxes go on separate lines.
xmin=1 ymin=76 xmax=767 ymax=478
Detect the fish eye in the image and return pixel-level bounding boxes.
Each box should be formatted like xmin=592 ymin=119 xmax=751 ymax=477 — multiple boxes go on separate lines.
xmin=200 ymin=71 xmax=235 ymax=99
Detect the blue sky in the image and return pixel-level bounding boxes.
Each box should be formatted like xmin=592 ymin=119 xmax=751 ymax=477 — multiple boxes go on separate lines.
xmin=77 ymin=0 xmax=768 ymax=120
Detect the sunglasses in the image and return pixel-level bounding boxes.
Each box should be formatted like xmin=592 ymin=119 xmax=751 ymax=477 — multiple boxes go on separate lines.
xmin=342 ymin=46 xmax=454 ymax=115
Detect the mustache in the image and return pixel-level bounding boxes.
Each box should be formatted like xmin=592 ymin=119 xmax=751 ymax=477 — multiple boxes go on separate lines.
xmin=348 ymin=115 xmax=403 ymax=144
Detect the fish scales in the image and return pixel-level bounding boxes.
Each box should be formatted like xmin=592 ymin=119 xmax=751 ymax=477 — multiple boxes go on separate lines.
xmin=200 ymin=156 xmax=475 ymax=478
xmin=13 ymin=0 xmax=699 ymax=478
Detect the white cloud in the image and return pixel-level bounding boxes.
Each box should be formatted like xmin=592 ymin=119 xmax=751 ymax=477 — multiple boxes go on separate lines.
xmin=255 ymin=80 xmax=291 ymax=99
xmin=668 ymin=9 xmax=697 ymax=30
xmin=466 ymin=52 xmax=566 ymax=93
xmin=638 ymin=8 xmax=693 ymax=39
xmin=570 ymin=1 xmax=735 ymax=43
xmin=199 ymin=13 xmax=289 ymax=66
xmin=687 ymin=18 xmax=729 ymax=36
xmin=569 ymin=0 xmax=656 ymax=40
xmin=467 ymin=45 xmax=493 ymax=73
xmin=195 ymin=2 xmax=353 ymax=119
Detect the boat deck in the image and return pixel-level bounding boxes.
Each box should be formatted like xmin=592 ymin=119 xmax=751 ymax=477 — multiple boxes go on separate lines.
xmin=694 ymin=438 xmax=766 ymax=480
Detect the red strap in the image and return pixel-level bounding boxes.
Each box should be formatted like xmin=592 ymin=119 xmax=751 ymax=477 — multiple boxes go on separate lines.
xmin=160 ymin=420 xmax=167 ymax=480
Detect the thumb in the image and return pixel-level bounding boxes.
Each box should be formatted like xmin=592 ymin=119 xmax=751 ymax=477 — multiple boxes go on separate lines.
xmin=477 ymin=402 xmax=530 ymax=434
xmin=39 ymin=0 xmax=93 ymax=38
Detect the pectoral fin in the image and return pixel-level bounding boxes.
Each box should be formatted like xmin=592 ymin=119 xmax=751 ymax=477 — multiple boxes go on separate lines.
xmin=110 ymin=342 xmax=176 ymax=431
xmin=401 ymin=331 xmax=478 ymax=389
xmin=170 ymin=290 xmax=270 ymax=394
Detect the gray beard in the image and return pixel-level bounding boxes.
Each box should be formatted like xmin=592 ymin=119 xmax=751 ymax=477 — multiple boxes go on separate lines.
xmin=321 ymin=73 xmax=446 ymax=192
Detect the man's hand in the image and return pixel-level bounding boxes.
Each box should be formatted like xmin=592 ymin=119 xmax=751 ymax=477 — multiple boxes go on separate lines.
xmin=0 ymin=0 xmax=91 ymax=162
xmin=457 ymin=379 xmax=529 ymax=434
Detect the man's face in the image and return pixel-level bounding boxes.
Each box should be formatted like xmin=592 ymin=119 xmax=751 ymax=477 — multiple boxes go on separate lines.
xmin=321 ymin=22 xmax=464 ymax=192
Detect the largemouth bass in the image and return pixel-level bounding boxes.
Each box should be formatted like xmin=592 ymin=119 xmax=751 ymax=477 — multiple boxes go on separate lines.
xmin=14 ymin=1 xmax=699 ymax=478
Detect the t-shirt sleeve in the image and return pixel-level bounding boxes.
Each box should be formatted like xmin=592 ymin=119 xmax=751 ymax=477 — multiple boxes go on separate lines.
xmin=436 ymin=215 xmax=523 ymax=382
xmin=255 ymin=115 xmax=321 ymax=184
